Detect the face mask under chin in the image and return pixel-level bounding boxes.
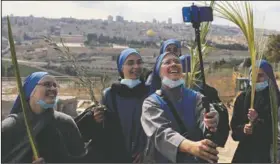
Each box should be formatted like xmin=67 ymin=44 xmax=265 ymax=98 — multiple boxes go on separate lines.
xmin=161 ymin=77 xmax=185 ymax=88
xmin=36 ymin=97 xmax=59 ymax=110
xmin=120 ymin=79 xmax=141 ymax=88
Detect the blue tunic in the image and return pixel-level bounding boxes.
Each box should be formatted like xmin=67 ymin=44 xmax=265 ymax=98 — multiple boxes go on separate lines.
xmin=141 ymin=86 xmax=209 ymax=163
xmin=102 ymin=82 xmax=149 ymax=162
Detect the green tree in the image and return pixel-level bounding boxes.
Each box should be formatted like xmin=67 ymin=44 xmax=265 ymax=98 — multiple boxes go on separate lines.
xmin=264 ymin=34 xmax=280 ymax=63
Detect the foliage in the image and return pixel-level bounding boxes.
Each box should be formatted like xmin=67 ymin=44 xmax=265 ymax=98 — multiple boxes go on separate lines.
xmin=43 ymin=36 xmax=111 ymax=104
xmin=214 ymin=1 xmax=276 ymax=162
xmin=214 ymin=1 xmax=267 ymax=109
xmin=269 ymin=80 xmax=279 ymax=163
xmin=264 ymin=34 xmax=280 ymax=63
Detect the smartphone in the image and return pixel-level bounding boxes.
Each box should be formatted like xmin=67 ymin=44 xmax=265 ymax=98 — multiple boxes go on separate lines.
xmin=182 ymin=5 xmax=213 ymax=23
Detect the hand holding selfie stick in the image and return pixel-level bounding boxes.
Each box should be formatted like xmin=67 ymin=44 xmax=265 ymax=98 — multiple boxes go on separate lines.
xmin=182 ymin=3 xmax=216 ymax=142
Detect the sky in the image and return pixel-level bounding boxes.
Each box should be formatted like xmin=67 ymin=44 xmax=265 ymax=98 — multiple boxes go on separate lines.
xmin=2 ymin=1 xmax=280 ymax=31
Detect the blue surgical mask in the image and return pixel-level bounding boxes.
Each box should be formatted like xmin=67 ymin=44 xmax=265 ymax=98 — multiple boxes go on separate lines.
xmin=255 ymin=81 xmax=269 ymax=92
xmin=162 ymin=77 xmax=185 ymax=88
xmin=37 ymin=97 xmax=59 ymax=110
xmin=120 ymin=79 xmax=141 ymax=88
xmin=250 ymin=80 xmax=269 ymax=92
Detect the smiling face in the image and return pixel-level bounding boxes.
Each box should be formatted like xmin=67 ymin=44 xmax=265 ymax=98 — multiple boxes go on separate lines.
xmin=160 ymin=53 xmax=183 ymax=81
xmin=29 ymin=75 xmax=59 ymax=113
xmin=165 ymin=44 xmax=181 ymax=57
xmin=122 ymin=53 xmax=143 ymax=79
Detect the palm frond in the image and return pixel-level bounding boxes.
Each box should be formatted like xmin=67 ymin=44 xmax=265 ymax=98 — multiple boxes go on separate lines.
xmin=214 ymin=2 xmax=276 ymax=162
xmin=7 ymin=16 xmax=40 ymax=160
xmin=269 ymin=80 xmax=279 ymax=163
xmin=214 ymin=1 xmax=257 ymax=109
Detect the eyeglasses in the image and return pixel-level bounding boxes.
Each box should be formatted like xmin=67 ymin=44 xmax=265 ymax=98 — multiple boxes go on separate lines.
xmin=37 ymin=81 xmax=58 ymax=88
xmin=124 ymin=59 xmax=144 ymax=66
xmin=161 ymin=58 xmax=181 ymax=65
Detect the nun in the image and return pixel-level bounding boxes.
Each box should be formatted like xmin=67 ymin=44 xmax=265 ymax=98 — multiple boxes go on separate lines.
xmin=1 ymin=72 xmax=87 ymax=163
xmin=231 ymin=59 xmax=280 ymax=163
xmin=77 ymin=48 xmax=150 ymax=163
xmin=147 ymin=39 xmax=190 ymax=93
xmin=159 ymin=38 xmax=182 ymax=57
xmin=141 ymin=52 xmax=220 ymax=163
xmin=179 ymin=54 xmax=191 ymax=73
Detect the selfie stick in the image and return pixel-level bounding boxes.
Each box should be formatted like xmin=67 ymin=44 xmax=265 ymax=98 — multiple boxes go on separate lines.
xmin=189 ymin=4 xmax=215 ymax=141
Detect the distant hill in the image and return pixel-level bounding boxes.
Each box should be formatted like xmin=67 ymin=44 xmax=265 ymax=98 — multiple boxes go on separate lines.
xmin=2 ymin=60 xmax=46 ymax=77
xmin=2 ymin=60 xmax=64 ymax=77
xmin=2 ymin=16 xmax=279 ymax=46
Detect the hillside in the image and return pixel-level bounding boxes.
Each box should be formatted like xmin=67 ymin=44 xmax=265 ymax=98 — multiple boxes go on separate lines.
xmin=2 ymin=60 xmax=65 ymax=77
xmin=2 ymin=16 xmax=279 ymax=46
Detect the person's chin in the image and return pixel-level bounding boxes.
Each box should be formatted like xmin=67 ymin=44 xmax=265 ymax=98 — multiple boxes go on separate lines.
xmin=131 ymin=75 xmax=140 ymax=80
xmin=170 ymin=76 xmax=181 ymax=81
xmin=45 ymin=99 xmax=55 ymax=104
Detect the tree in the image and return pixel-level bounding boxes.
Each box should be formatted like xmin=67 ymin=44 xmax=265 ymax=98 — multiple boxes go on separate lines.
xmin=23 ymin=33 xmax=31 ymax=40
xmin=87 ymin=33 xmax=98 ymax=44
xmin=264 ymin=34 xmax=280 ymax=63
xmin=43 ymin=36 xmax=108 ymax=104
xmin=99 ymin=73 xmax=111 ymax=91
xmin=7 ymin=65 xmax=14 ymax=77
xmin=2 ymin=65 xmax=6 ymax=76
xmin=98 ymin=34 xmax=106 ymax=44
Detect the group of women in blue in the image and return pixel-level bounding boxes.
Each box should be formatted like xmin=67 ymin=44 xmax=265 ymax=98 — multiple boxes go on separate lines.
xmin=2 ymin=38 xmax=279 ymax=163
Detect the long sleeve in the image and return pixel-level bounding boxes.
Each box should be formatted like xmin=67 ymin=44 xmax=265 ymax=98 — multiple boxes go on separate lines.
xmin=141 ymin=97 xmax=186 ymax=163
xmin=195 ymin=93 xmax=219 ymax=135
xmin=55 ymin=112 xmax=88 ymax=162
xmin=211 ymin=103 xmax=230 ymax=147
xmin=252 ymin=104 xmax=272 ymax=137
xmin=230 ymin=93 xmax=247 ymax=141
xmin=75 ymin=109 xmax=103 ymax=142
xmin=198 ymin=84 xmax=229 ymax=147
xmin=1 ymin=116 xmax=27 ymax=163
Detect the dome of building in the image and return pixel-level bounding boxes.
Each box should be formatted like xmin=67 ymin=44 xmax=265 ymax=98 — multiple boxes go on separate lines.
xmin=146 ymin=29 xmax=156 ymax=37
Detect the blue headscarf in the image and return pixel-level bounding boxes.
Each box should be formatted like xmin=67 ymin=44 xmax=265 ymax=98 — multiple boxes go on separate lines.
xmin=249 ymin=59 xmax=280 ymax=105
xmin=117 ymin=48 xmax=141 ymax=78
xmin=180 ymin=54 xmax=191 ymax=73
xmin=149 ymin=52 xmax=178 ymax=94
xmin=159 ymin=39 xmax=181 ymax=55
xmin=10 ymin=72 xmax=49 ymax=114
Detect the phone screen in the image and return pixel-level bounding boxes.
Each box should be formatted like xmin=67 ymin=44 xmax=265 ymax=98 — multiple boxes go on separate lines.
xmin=199 ymin=7 xmax=213 ymax=22
xmin=182 ymin=7 xmax=192 ymax=22
xmin=182 ymin=6 xmax=213 ymax=23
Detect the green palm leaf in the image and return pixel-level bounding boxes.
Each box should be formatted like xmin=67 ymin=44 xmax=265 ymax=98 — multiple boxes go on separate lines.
xmin=214 ymin=2 xmax=276 ymax=162
xmin=7 ymin=16 xmax=40 ymax=160
xmin=269 ymin=80 xmax=279 ymax=163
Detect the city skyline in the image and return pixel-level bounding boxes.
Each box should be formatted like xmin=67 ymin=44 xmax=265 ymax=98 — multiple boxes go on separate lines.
xmin=2 ymin=1 xmax=280 ymax=31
